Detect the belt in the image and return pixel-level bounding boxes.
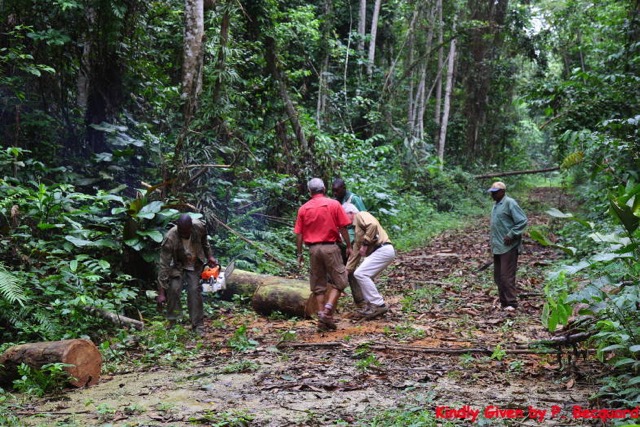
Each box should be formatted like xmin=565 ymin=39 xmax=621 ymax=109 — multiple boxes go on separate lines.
xmin=373 ymin=242 xmax=392 ymax=250
xmin=307 ymin=242 xmax=336 ymax=246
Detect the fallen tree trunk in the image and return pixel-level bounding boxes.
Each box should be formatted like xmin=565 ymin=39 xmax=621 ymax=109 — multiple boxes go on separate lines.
xmin=222 ymin=270 xmax=319 ymax=318
xmin=531 ymin=331 xmax=595 ymax=347
xmin=474 ymin=166 xmax=560 ymax=179
xmin=0 ymin=339 xmax=102 ymax=388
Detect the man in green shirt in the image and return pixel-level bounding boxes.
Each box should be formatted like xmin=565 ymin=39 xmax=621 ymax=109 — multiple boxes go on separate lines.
xmin=332 ymin=178 xmax=367 ymax=308
xmin=488 ymin=182 xmax=528 ymax=311
xmin=332 ymin=178 xmax=366 ymax=212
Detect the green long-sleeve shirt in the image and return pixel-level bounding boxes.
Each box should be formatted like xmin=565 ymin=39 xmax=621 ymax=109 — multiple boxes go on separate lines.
xmin=490 ymin=195 xmax=528 ymax=255
xmin=337 ymin=190 xmax=366 ymax=242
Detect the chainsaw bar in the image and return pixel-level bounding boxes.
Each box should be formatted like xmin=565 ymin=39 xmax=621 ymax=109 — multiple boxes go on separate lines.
xmin=223 ymin=259 xmax=235 ymax=282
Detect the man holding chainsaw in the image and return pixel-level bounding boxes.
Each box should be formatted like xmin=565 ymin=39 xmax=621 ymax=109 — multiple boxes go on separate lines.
xmin=295 ymin=178 xmax=352 ymax=332
xmin=157 ymin=214 xmax=217 ymax=336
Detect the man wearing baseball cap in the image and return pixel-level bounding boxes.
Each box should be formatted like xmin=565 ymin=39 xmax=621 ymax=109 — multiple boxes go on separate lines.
xmin=487 ymin=181 xmax=528 ymax=312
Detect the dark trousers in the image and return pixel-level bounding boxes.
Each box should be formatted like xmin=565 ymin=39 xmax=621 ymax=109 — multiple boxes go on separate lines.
xmin=340 ymin=244 xmax=364 ymax=305
xmin=166 ymin=269 xmax=203 ymax=328
xmin=493 ymin=246 xmax=519 ymax=308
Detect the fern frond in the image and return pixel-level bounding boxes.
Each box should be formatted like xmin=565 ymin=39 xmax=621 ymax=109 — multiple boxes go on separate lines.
xmin=561 ymin=151 xmax=585 ymax=169
xmin=0 ymin=262 xmax=27 ymax=306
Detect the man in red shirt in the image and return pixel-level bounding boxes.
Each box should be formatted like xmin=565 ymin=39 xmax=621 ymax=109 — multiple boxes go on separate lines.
xmin=294 ymin=178 xmax=352 ymax=331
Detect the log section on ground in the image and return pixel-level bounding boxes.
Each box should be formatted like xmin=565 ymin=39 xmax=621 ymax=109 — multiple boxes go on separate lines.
xmin=0 ymin=339 xmax=102 ymax=388
xmin=221 ymin=269 xmax=319 ymax=318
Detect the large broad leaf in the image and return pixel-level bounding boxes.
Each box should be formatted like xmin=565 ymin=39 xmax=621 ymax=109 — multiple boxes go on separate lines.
xmin=65 ymin=236 xmax=93 ymax=247
xmin=529 ymin=228 xmax=552 ymax=246
xmin=547 ymin=208 xmax=574 ymax=219
xmin=566 ymin=285 xmax=605 ymax=304
xmin=591 ymin=252 xmax=632 ymax=262
xmin=589 ymin=232 xmax=631 ymax=245
xmin=137 ymin=229 xmax=164 ymax=243
xmin=65 ymin=236 xmax=119 ymax=249
xmin=546 ymin=208 xmax=593 ymax=228
xmin=93 ymin=239 xmax=119 ymax=249
xmin=529 ymin=228 xmax=576 ymax=256
xmin=136 ymin=201 xmax=165 ymax=219
xmin=549 ymin=260 xmax=591 ymax=278
xmin=124 ymin=238 xmax=144 ymax=251
xmin=610 ymin=198 xmax=639 ymax=234
xmin=37 ymin=222 xmax=65 ymax=230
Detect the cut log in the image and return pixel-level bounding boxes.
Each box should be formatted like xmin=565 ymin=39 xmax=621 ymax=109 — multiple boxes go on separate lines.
xmin=0 ymin=339 xmax=102 ymax=388
xmin=221 ymin=270 xmax=320 ymax=318
xmin=252 ymin=280 xmax=316 ymax=318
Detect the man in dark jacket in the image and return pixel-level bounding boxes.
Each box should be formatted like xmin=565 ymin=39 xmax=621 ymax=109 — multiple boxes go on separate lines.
xmin=157 ymin=214 xmax=217 ymax=335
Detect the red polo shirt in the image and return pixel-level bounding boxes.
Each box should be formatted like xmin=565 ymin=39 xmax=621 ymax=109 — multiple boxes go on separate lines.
xmin=294 ymin=194 xmax=351 ymax=244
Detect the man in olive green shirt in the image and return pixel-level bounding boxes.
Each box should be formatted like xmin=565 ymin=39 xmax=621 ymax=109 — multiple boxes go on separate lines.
xmin=488 ymin=182 xmax=528 ymax=311
xmin=157 ymin=214 xmax=218 ymax=335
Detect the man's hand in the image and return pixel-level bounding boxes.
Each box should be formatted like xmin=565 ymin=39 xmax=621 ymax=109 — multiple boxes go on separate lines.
xmin=359 ymin=245 xmax=368 ymax=258
xmin=503 ymin=235 xmax=514 ymax=245
xmin=207 ymin=256 xmax=218 ymax=267
xmin=297 ymin=253 xmax=304 ymax=267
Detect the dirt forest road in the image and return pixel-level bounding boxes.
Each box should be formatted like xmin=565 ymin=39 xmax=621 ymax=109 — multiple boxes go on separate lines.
xmin=20 ymin=187 xmax=604 ymax=426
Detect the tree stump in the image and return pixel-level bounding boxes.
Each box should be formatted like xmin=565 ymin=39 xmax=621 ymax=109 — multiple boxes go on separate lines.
xmin=0 ymin=339 xmax=102 ymax=388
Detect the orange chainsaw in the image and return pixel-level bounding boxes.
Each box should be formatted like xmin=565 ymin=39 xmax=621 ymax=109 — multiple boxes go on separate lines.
xmin=201 ymin=260 xmax=235 ymax=293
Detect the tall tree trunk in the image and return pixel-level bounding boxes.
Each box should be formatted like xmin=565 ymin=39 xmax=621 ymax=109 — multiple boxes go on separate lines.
xmin=316 ymin=0 xmax=333 ymax=127
xmin=407 ymin=30 xmax=415 ymax=134
xmin=264 ymin=36 xmax=308 ymax=153
xmin=437 ymin=24 xmax=456 ymax=167
xmin=433 ymin=0 xmax=443 ymax=146
xmin=414 ymin=4 xmax=436 ymax=143
xmin=461 ymin=0 xmax=509 ymax=161
xmin=211 ymin=7 xmax=230 ymax=108
xmin=317 ymin=55 xmax=330 ymax=128
xmin=358 ymin=0 xmax=367 ymax=54
xmin=173 ymin=0 xmax=205 ymax=174
xmin=77 ymin=34 xmax=90 ymax=110
xmin=366 ymin=0 xmax=383 ymax=76
xmin=415 ymin=64 xmax=427 ymax=141
xmin=83 ymin=4 xmax=124 ymax=155
xmin=181 ymin=0 xmax=205 ymax=126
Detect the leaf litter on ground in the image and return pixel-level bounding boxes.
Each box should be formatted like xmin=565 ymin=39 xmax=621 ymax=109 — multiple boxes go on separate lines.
xmin=17 ymin=187 xmax=605 ymax=426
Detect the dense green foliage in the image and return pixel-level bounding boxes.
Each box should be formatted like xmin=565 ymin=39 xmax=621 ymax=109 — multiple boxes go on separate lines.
xmin=0 ymin=0 xmax=638 ymax=410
